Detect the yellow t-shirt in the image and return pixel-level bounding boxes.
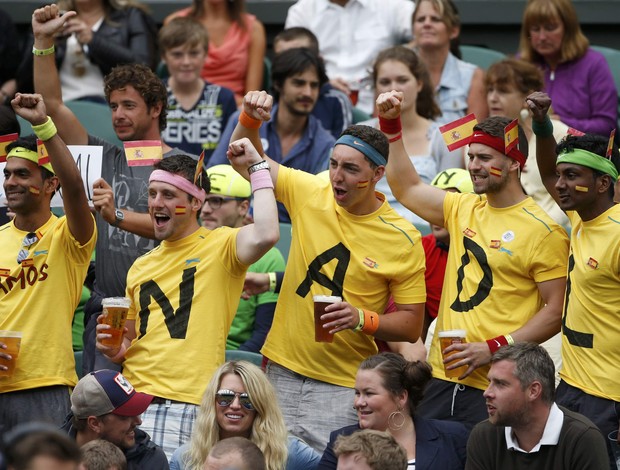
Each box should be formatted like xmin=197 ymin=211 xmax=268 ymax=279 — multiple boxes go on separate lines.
xmin=428 ymin=192 xmax=569 ymax=390
xmin=122 ymin=226 xmax=246 ymax=405
xmin=560 ymin=206 xmax=620 ymax=401
xmin=0 ymin=214 xmax=96 ymax=392
xmin=262 ymin=167 xmax=426 ymax=388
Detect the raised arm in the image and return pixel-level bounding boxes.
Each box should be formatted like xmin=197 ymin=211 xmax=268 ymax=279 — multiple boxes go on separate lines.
xmin=32 ymin=4 xmax=89 ymax=145
xmin=378 ymin=90 xmax=446 ymax=227
xmin=11 ymin=93 xmax=94 ymax=244
xmin=227 ymin=138 xmax=279 ymax=265
xmin=527 ymin=91 xmax=560 ymax=206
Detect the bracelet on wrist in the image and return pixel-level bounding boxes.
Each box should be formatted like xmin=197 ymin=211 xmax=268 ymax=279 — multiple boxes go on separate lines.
xmin=388 ymin=132 xmax=403 ymax=143
xmin=531 ymin=115 xmax=554 ymax=138
xmin=239 ymin=110 xmax=262 ymax=129
xmin=31 ymin=116 xmax=57 ymax=141
xmin=32 ymin=45 xmax=55 ymax=56
xmin=268 ymin=272 xmax=277 ymax=292
xmin=353 ymin=308 xmax=365 ymax=332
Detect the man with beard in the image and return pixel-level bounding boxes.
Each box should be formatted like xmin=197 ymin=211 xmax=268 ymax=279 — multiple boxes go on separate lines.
xmin=208 ymin=47 xmax=335 ymax=222
xmin=466 ymin=343 xmax=608 ymax=469
xmin=61 ymin=369 xmax=168 ymax=469
xmin=379 ymin=90 xmax=569 ymax=429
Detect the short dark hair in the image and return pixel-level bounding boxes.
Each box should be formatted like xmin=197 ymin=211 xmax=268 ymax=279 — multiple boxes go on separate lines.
xmin=273 ymin=27 xmax=320 ymax=54
xmin=340 ymin=125 xmax=389 ymax=168
xmin=80 ymin=439 xmax=127 ymax=470
xmin=153 ymin=154 xmax=210 ymax=200
xmin=474 ymin=116 xmax=528 ymax=157
xmin=334 ymin=430 xmax=407 ymax=470
xmin=6 ymin=135 xmax=56 ymax=182
xmin=4 ymin=425 xmax=81 ymax=470
xmin=104 ymin=64 xmax=168 ymax=132
xmin=359 ymin=352 xmax=432 ymax=415
xmin=209 ymin=437 xmax=265 ymax=470
xmin=271 ymin=48 xmax=328 ymax=100
xmin=491 ymin=342 xmax=556 ymax=404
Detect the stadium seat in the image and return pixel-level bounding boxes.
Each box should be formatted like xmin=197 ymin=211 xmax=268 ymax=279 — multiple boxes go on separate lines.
xmin=591 ymin=45 xmax=620 ymax=131
xmin=460 ymin=45 xmax=506 ymax=71
xmin=225 ymin=349 xmax=263 ymax=367
xmin=276 ymin=222 xmax=292 ymax=262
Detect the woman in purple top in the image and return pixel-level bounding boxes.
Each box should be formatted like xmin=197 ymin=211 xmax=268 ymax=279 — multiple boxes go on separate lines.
xmin=518 ymin=0 xmax=617 ymax=136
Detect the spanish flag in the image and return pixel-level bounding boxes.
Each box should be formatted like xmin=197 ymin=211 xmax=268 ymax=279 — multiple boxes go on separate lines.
xmin=194 ymin=150 xmax=205 ymax=186
xmin=124 ymin=140 xmax=163 ymax=167
xmin=0 ymin=133 xmax=18 ymax=162
xmin=567 ymin=127 xmax=585 ymax=137
xmin=0 ymin=268 xmax=10 ymax=277
xmin=175 ymin=206 xmax=187 ymax=215
xmin=356 ymin=180 xmax=369 ymax=189
xmin=606 ymin=129 xmax=615 ymax=158
xmin=21 ymin=258 xmax=34 ymax=267
xmin=504 ymin=119 xmax=518 ymax=153
xmin=440 ymin=114 xmax=477 ymax=151
xmin=29 ymin=186 xmax=40 ymax=195
xmin=489 ymin=166 xmax=503 ymax=177
xmin=37 ymin=139 xmax=50 ymax=165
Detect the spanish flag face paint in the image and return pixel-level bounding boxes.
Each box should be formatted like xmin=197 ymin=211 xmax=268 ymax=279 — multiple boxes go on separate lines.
xmin=575 ymin=185 xmax=589 ymax=193
xmin=175 ymin=205 xmax=187 ymax=215
xmin=29 ymin=186 xmax=40 ymax=195
xmin=489 ymin=167 xmax=503 ymax=177
xmin=356 ymin=180 xmax=369 ymax=189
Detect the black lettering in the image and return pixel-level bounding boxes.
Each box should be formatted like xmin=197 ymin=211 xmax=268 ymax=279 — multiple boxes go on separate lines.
xmin=562 ymin=254 xmax=593 ymax=348
xmin=450 ymin=237 xmax=493 ymax=312
xmin=137 ymin=266 xmax=196 ymax=339
xmin=296 ymin=243 xmax=350 ymax=298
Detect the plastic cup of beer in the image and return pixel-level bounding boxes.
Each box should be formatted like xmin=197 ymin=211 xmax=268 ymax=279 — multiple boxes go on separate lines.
xmin=313 ymin=295 xmax=342 ymax=343
xmin=348 ymin=80 xmax=360 ymax=106
xmin=0 ymin=331 xmax=22 ymax=378
xmin=438 ymin=329 xmax=467 ymax=378
xmin=100 ymin=297 xmax=131 ymax=349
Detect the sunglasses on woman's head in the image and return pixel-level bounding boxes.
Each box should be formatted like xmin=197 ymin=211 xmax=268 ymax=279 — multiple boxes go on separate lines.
xmin=215 ymin=389 xmax=254 ymax=410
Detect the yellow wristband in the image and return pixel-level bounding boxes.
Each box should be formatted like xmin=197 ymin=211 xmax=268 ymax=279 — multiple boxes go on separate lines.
xmin=32 ymin=116 xmax=58 ymax=141
xmin=353 ymin=308 xmax=365 ymax=332
xmin=268 ymin=272 xmax=277 ymax=292
xmin=33 ymin=45 xmax=55 ymax=56
xmin=361 ymin=310 xmax=379 ymax=335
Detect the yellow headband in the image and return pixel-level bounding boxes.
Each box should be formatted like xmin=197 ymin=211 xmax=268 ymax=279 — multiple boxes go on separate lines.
xmin=6 ymin=147 xmax=55 ymax=174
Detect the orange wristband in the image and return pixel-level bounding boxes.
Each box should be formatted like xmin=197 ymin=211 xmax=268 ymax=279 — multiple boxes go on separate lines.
xmin=239 ymin=110 xmax=262 ymax=129
xmin=361 ymin=310 xmax=380 ymax=335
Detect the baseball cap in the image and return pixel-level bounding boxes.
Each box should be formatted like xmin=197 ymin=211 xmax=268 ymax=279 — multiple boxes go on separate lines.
xmin=71 ymin=370 xmax=153 ymax=419
xmin=207 ymin=165 xmax=251 ymax=198
xmin=431 ymin=168 xmax=474 ymax=193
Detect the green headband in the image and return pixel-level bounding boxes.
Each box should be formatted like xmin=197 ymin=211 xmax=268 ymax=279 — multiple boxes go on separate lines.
xmin=7 ymin=146 xmax=55 ymax=174
xmin=556 ymin=148 xmax=618 ymax=183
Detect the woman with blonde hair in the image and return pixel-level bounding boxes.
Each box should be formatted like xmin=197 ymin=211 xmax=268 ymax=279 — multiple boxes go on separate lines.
xmin=164 ymin=0 xmax=266 ymax=105
xmin=410 ymin=0 xmax=488 ymax=125
xmin=518 ymin=0 xmax=617 ymax=135
xmin=170 ymin=361 xmax=319 ymax=470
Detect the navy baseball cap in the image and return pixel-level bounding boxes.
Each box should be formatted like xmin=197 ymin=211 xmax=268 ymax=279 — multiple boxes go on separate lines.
xmin=71 ymin=369 xmax=153 ymax=419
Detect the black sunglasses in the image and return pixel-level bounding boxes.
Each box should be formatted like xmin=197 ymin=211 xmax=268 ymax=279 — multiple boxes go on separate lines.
xmin=215 ymin=389 xmax=254 ymax=411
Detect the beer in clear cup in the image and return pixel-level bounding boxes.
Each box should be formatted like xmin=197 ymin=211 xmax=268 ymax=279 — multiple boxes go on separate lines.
xmin=313 ymin=295 xmax=342 ymax=343
xmin=101 ymin=297 xmax=131 ymax=349
xmin=438 ymin=329 xmax=467 ymax=378
xmin=0 ymin=331 xmax=22 ymax=378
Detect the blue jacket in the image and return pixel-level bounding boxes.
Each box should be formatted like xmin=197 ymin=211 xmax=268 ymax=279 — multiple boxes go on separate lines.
xmin=317 ymin=417 xmax=468 ymax=470
xmin=208 ymin=105 xmax=335 ymax=223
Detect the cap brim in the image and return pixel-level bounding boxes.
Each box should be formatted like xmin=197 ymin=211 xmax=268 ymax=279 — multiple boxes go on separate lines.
xmin=112 ymin=391 xmax=153 ymax=417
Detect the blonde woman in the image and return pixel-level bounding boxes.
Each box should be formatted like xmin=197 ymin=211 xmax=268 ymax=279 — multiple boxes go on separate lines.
xmin=170 ymin=361 xmax=319 ymax=470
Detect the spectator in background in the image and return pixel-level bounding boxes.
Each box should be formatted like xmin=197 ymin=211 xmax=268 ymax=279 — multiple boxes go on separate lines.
xmin=208 ymin=49 xmax=335 ymax=223
xmin=0 ymin=104 xmax=20 ymax=226
xmin=318 ymin=353 xmax=468 ymax=469
xmin=79 ymin=440 xmax=127 ymax=470
xmin=158 ymin=18 xmax=237 ymax=161
xmin=363 ymin=46 xmax=464 ymax=223
xmin=0 ymin=9 xmax=21 ymax=106
xmin=410 ymin=0 xmax=488 ymax=125
xmin=518 ymin=0 xmax=617 ymax=136
xmin=18 ymin=0 xmax=158 ymax=103
xmin=164 ymin=0 xmax=266 ymax=105
xmin=204 ymin=438 xmax=265 ymax=470
xmin=466 ymin=343 xmax=609 ymax=470
xmin=334 ymin=430 xmax=407 ymax=470
xmin=170 ymin=361 xmax=320 ymax=470
xmin=201 ymin=165 xmax=285 ymax=353
xmin=483 ymin=58 xmax=568 ymax=226
xmin=285 ymin=0 xmax=414 ymax=114
xmin=272 ymin=27 xmax=352 ymax=140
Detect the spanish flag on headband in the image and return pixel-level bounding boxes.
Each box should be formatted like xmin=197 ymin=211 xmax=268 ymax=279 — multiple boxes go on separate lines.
xmin=567 ymin=127 xmax=585 ymax=137
xmin=606 ymin=129 xmax=615 ymax=158
xmin=440 ymin=113 xmax=477 ymax=151
xmin=37 ymin=139 xmax=50 ymax=165
xmin=124 ymin=140 xmax=163 ymax=167
xmin=0 ymin=133 xmax=18 ymax=162
xmin=194 ymin=150 xmax=205 ymax=186
xmin=504 ymin=119 xmax=519 ymax=154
